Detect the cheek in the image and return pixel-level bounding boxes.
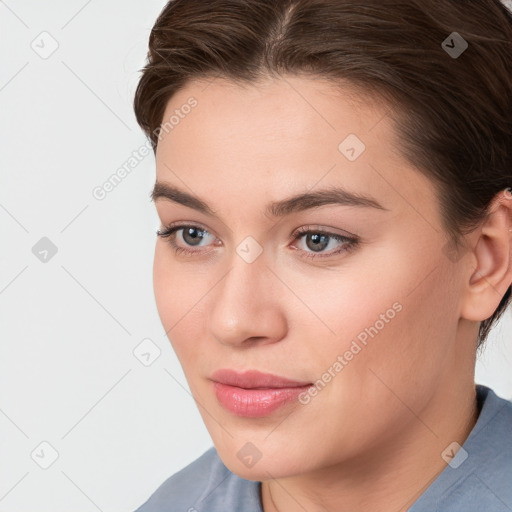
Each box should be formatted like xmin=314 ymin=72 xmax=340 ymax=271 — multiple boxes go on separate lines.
xmin=152 ymin=245 xmax=175 ymax=326
xmin=275 ymin=251 xmax=407 ymax=366
xmin=152 ymin=245 xmax=212 ymax=367
xmin=292 ymin=242 xmax=458 ymax=401
xmin=279 ymin=264 xmax=459 ymax=463
xmin=152 ymin=246 xmax=193 ymax=350
xmin=325 ymin=260 xmax=459 ymax=416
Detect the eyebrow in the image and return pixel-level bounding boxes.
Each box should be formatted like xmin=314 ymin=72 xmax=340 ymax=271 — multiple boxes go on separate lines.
xmin=150 ymin=181 xmax=389 ymax=218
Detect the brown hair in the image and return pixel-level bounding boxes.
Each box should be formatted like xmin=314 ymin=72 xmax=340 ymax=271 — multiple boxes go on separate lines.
xmin=133 ymin=0 xmax=512 ymax=350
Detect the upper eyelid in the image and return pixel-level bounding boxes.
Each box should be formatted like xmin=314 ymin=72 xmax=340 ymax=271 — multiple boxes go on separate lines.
xmin=163 ymin=223 xmax=356 ymax=246
xmin=159 ymin=223 xmax=359 ymax=261
xmin=162 ymin=222 xmax=352 ymax=237
xmin=164 ymin=222 xmax=215 ymax=237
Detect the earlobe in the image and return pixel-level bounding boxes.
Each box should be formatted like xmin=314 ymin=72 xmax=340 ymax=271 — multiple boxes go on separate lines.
xmin=460 ymin=191 xmax=512 ymax=322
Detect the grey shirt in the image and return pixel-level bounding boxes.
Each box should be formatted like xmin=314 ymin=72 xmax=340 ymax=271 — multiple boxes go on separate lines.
xmin=135 ymin=384 xmax=512 ymax=511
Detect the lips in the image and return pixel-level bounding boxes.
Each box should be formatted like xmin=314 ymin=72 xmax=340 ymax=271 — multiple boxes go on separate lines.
xmin=210 ymin=369 xmax=312 ymax=417
xmin=210 ymin=369 xmax=311 ymax=388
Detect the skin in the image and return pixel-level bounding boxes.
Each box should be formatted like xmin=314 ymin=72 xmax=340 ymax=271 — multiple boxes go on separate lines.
xmin=151 ymin=74 xmax=512 ymax=512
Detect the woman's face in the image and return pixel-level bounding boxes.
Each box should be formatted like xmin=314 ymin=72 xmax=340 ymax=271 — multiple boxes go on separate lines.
xmin=152 ymin=75 xmax=472 ymax=480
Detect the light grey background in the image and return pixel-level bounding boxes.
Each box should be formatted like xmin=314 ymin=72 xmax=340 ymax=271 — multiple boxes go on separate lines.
xmin=1 ymin=1 xmax=511 ymax=511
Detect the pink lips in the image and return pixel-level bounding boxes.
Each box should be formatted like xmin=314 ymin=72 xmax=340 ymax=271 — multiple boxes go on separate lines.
xmin=210 ymin=369 xmax=312 ymax=418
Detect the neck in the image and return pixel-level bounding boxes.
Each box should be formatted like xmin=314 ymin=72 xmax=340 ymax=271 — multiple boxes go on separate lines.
xmin=261 ymin=380 xmax=479 ymax=512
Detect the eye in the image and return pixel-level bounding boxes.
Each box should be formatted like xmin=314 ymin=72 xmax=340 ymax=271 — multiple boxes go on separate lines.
xmin=156 ymin=223 xmax=217 ymax=256
xmin=290 ymin=226 xmax=359 ymax=259
xmin=156 ymin=223 xmax=359 ymax=260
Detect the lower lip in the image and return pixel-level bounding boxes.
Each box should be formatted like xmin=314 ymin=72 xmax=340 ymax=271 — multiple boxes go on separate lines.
xmin=212 ymin=382 xmax=312 ymax=417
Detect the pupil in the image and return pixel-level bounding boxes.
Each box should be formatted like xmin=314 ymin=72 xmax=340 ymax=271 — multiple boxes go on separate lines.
xmin=184 ymin=227 xmax=204 ymax=246
xmin=307 ymin=233 xmax=328 ymax=252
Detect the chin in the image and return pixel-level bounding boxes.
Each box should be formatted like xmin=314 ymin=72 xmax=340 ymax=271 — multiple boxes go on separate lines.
xmin=215 ymin=440 xmax=313 ymax=481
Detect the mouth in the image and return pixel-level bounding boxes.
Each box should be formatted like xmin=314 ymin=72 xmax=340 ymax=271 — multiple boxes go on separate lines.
xmin=210 ymin=369 xmax=313 ymax=418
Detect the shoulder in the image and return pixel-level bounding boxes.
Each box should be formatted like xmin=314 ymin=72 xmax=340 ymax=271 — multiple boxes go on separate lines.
xmin=461 ymin=386 xmax=512 ymax=507
xmin=411 ymin=385 xmax=512 ymax=511
xmin=464 ymin=385 xmax=512 ymax=482
xmin=134 ymin=446 xmax=262 ymax=512
xmin=134 ymin=447 xmax=220 ymax=511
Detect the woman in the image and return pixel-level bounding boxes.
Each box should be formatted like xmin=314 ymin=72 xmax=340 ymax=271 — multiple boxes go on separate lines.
xmin=132 ymin=1 xmax=512 ymax=510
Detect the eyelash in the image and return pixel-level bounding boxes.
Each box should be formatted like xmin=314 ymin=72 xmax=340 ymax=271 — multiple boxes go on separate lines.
xmin=155 ymin=223 xmax=359 ymax=260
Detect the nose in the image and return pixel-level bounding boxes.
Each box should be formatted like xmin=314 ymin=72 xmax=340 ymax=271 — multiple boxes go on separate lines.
xmin=207 ymin=248 xmax=288 ymax=348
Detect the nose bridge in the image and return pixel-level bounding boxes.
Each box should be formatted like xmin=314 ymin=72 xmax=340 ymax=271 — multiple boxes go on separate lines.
xmin=215 ymin=246 xmax=268 ymax=320
xmin=208 ymin=242 xmax=284 ymax=346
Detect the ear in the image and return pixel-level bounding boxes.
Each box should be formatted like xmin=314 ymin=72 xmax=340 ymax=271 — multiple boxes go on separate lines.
xmin=460 ymin=189 xmax=512 ymax=322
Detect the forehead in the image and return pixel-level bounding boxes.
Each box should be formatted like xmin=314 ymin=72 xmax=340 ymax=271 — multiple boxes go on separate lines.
xmin=154 ymin=75 xmax=440 ymax=225
xmin=157 ymin=75 xmax=385 ymax=155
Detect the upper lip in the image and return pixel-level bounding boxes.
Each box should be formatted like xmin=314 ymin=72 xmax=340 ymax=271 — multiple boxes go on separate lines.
xmin=210 ymin=369 xmax=311 ymax=389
